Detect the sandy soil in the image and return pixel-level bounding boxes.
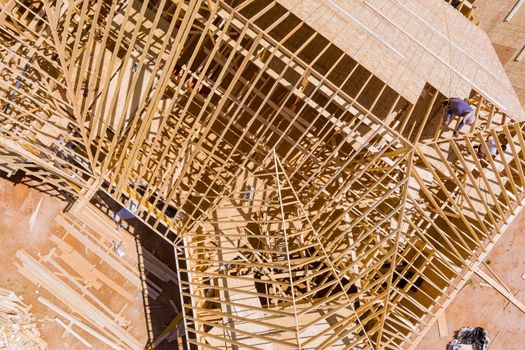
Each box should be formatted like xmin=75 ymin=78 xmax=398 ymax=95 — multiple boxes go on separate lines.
xmin=417 ymin=207 xmax=525 ymax=350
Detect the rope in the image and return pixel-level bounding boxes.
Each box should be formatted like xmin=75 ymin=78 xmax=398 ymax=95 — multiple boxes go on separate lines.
xmin=441 ymin=1 xmax=455 ymax=98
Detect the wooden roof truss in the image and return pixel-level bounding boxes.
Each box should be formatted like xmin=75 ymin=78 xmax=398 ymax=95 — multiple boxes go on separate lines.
xmin=1 ymin=0 xmax=524 ymax=349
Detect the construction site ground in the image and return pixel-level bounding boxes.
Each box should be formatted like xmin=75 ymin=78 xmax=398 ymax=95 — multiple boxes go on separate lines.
xmin=418 ymin=205 xmax=525 ymax=349
xmin=0 ymin=174 xmax=180 ymax=349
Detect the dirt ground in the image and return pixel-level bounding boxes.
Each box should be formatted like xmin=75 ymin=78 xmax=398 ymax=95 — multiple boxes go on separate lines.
xmin=0 ymin=176 xmax=150 ymax=349
xmin=417 ymin=206 xmax=525 ymax=350
xmin=0 ymin=177 xmax=71 ymax=348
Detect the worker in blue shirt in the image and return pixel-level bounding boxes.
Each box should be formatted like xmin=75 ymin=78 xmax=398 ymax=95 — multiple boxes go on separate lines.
xmin=441 ymin=98 xmax=476 ymax=136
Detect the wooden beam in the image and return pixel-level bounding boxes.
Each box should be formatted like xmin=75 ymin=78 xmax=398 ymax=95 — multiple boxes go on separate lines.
xmin=475 ymin=269 xmax=525 ymax=313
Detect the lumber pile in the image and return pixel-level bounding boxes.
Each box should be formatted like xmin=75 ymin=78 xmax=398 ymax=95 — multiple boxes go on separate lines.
xmin=0 ymin=287 xmax=47 ymax=350
xmin=16 ymin=250 xmax=141 ymax=349
xmin=14 ymin=211 xmax=147 ymax=349
xmin=66 ymin=205 xmax=178 ymax=296
xmin=12 ymin=206 xmax=183 ymax=349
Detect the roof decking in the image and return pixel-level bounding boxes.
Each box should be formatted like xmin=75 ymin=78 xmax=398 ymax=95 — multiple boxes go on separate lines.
xmin=276 ymin=0 xmax=524 ymax=119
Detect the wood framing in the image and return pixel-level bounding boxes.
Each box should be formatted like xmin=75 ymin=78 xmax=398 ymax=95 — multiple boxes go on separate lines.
xmin=1 ymin=0 xmax=525 ymax=349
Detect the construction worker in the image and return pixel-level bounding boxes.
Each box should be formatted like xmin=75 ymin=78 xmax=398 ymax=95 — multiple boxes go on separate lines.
xmin=441 ymin=98 xmax=475 ymax=136
xmin=476 ymin=135 xmax=507 ymax=161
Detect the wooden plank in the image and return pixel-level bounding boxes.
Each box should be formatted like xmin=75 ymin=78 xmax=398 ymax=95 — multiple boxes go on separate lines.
xmin=28 ymin=197 xmax=43 ymax=233
xmin=55 ymin=317 xmax=93 ymax=348
xmin=475 ymin=269 xmax=525 ymax=313
xmin=504 ymin=0 xmax=525 ymax=21
xmin=55 ymin=215 xmax=142 ymax=287
xmin=55 ymin=244 xmax=139 ymax=301
xmin=17 ymin=250 xmax=141 ymax=348
xmin=515 ymin=43 xmax=525 ymax=62
xmin=39 ymin=296 xmax=125 ymax=350
xmin=436 ymin=309 xmax=448 ymax=338
xmin=45 ymin=254 xmax=130 ymax=328
xmin=50 ymin=235 xmax=102 ymax=289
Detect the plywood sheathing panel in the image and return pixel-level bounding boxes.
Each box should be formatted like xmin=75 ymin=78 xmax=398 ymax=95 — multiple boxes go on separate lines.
xmin=277 ymin=0 xmax=524 ymax=119
xmin=475 ymin=0 xmax=525 ymax=111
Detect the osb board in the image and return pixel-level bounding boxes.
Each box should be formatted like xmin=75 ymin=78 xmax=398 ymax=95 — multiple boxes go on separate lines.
xmin=276 ymin=0 xmax=524 ymax=119
xmin=475 ymin=0 xmax=525 ymax=111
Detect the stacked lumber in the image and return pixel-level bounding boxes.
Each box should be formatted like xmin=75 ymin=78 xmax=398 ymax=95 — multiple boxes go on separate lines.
xmin=55 ymin=214 xmax=142 ymax=288
xmin=0 ymin=287 xmax=47 ymax=349
xmin=72 ymin=203 xmax=179 ymax=288
xmin=16 ymin=251 xmax=141 ymax=349
xmin=13 ymin=211 xmax=148 ymax=349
